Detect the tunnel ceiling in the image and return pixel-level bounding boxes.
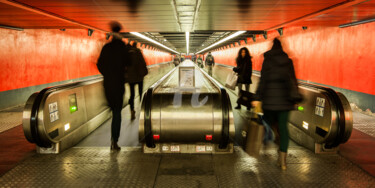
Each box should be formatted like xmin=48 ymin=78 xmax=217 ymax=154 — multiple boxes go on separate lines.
xmin=0 ymin=0 xmax=374 ymax=53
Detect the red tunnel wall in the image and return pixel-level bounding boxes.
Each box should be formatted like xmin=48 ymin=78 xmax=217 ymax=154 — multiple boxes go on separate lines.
xmin=0 ymin=29 xmax=172 ymax=92
xmin=211 ymin=22 xmax=375 ymax=96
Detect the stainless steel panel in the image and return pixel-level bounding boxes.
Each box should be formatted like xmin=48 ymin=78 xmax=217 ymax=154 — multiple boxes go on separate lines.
xmin=289 ymin=87 xmax=337 ymax=144
xmin=83 ymin=82 xmax=108 ymax=120
xmin=159 ymin=93 xmax=215 ymax=142
xmin=140 ymin=61 xmax=235 ymax=148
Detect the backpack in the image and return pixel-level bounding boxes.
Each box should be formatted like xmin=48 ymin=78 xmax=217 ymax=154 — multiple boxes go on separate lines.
xmin=206 ymin=56 xmax=213 ymax=65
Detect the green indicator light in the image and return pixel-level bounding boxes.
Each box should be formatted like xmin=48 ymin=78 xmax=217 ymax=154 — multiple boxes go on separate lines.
xmin=298 ymin=106 xmax=304 ymax=111
xmin=70 ymin=106 xmax=77 ymax=113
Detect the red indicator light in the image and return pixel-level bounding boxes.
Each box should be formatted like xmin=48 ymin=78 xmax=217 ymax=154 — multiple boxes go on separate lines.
xmin=206 ymin=135 xmax=212 ymax=141
xmin=153 ymin=135 xmax=160 ymax=141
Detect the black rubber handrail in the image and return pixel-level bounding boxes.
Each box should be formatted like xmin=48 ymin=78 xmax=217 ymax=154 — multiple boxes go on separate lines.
xmin=30 ymin=88 xmax=51 ymax=147
xmin=143 ymin=88 xmax=155 ymax=148
xmin=219 ymin=88 xmax=230 ymax=149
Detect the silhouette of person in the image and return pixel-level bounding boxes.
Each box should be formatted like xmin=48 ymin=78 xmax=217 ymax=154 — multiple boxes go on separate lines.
xmin=205 ymin=52 xmax=215 ymax=76
xmin=125 ymin=42 xmax=148 ymax=120
xmin=252 ymin=38 xmax=301 ymax=170
xmin=233 ymin=47 xmax=253 ymax=110
xmin=97 ymin=21 xmax=130 ymax=150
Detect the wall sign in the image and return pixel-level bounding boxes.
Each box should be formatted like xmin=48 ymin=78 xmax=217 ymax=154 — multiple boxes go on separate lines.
xmin=48 ymin=102 xmax=59 ymax=122
xmin=315 ymin=97 xmax=325 ymax=117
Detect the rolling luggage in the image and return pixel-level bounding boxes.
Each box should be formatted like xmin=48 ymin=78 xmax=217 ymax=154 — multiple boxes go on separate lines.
xmin=243 ymin=111 xmax=264 ymax=157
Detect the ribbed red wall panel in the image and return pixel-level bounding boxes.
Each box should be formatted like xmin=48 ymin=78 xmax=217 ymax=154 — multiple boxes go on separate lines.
xmin=0 ymin=29 xmax=172 ymax=92
xmin=211 ymin=23 xmax=375 ymax=95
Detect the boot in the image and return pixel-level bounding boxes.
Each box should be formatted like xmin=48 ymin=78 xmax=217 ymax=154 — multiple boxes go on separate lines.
xmin=234 ymin=105 xmax=241 ymax=109
xmin=131 ymin=110 xmax=136 ymax=120
xmin=279 ymin=151 xmax=287 ymax=170
xmin=111 ymin=141 xmax=121 ymax=151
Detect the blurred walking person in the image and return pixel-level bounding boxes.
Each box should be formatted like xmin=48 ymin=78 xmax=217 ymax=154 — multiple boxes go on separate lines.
xmin=97 ymin=21 xmax=130 ymax=151
xmin=205 ymin=52 xmax=215 ymax=76
xmin=252 ymin=38 xmax=302 ymax=170
xmin=233 ymin=47 xmax=253 ymax=110
xmin=125 ymin=42 xmax=148 ymax=120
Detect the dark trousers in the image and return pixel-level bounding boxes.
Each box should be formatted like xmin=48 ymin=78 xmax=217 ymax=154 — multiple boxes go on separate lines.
xmin=129 ymin=81 xmax=143 ymax=111
xmin=104 ymin=82 xmax=124 ymax=142
xmin=111 ymin=107 xmax=122 ymax=142
xmin=263 ymin=110 xmax=290 ymax=152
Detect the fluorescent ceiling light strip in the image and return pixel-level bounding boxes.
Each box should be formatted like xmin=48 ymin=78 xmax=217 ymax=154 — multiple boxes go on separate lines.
xmin=196 ymin=31 xmax=246 ymax=54
xmin=339 ymin=18 xmax=375 ymax=28
xmin=186 ymin=32 xmax=190 ymax=54
xmin=130 ymin=32 xmax=179 ymax=53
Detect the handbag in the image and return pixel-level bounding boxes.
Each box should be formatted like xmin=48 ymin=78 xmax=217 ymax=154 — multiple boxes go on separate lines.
xmin=236 ymin=90 xmax=254 ymax=108
xmin=225 ymin=71 xmax=238 ymax=90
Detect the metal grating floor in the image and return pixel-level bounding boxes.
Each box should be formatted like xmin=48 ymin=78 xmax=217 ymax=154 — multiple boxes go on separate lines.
xmin=1 ymin=146 xmax=374 ymax=187
xmin=353 ymin=112 xmax=375 ymax=138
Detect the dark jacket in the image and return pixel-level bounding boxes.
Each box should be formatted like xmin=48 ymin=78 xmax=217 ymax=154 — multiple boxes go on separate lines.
xmin=255 ymin=48 xmax=298 ymax=111
xmin=234 ymin=57 xmax=252 ymax=84
xmin=205 ymin=55 xmax=215 ymax=66
xmin=125 ymin=47 xmax=148 ymax=83
xmin=97 ymin=38 xmax=130 ymax=108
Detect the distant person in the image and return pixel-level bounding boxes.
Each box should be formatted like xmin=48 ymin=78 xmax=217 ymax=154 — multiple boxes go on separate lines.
xmin=173 ymin=56 xmax=180 ymax=67
xmin=197 ymin=56 xmax=203 ymax=68
xmin=252 ymin=38 xmax=302 ymax=170
xmin=125 ymin=42 xmax=148 ymax=120
xmin=97 ymin=21 xmax=130 ymax=151
xmin=233 ymin=47 xmax=253 ymax=110
xmin=205 ymin=52 xmax=215 ymax=76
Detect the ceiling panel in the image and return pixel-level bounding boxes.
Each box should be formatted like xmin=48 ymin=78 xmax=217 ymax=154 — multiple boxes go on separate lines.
xmin=294 ymin=0 xmax=375 ymax=26
xmin=0 ymin=2 xmax=81 ymax=29
xmin=11 ymin=0 xmax=178 ymax=32
xmin=1 ymin=0 xmax=374 ymax=54
xmin=195 ymin=0 xmax=346 ymax=30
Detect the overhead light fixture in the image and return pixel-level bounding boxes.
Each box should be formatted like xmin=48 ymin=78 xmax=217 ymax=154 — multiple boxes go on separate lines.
xmin=263 ymin=33 xmax=268 ymax=40
xmin=196 ymin=31 xmax=246 ymax=54
xmin=339 ymin=18 xmax=375 ymax=28
xmin=277 ymin=28 xmax=283 ymax=36
xmin=130 ymin=32 xmax=179 ymax=53
xmin=88 ymin=29 xmax=94 ymax=36
xmin=186 ymin=32 xmax=190 ymax=54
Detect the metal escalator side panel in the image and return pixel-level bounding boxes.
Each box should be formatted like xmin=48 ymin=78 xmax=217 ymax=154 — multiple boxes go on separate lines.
xmin=288 ymin=87 xmax=338 ymax=144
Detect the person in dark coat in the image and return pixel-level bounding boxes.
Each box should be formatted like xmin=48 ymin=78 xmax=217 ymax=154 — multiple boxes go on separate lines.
xmin=125 ymin=42 xmax=148 ymax=120
xmin=97 ymin=21 xmax=130 ymax=151
xmin=252 ymin=38 xmax=300 ymax=170
xmin=233 ymin=47 xmax=253 ymax=110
